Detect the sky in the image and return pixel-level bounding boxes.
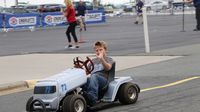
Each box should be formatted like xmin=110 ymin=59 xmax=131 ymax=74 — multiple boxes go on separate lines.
xmin=0 ymin=0 xmax=132 ymax=7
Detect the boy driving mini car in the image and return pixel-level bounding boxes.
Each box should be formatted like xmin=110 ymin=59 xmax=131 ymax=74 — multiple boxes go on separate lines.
xmin=82 ymin=41 xmax=114 ymax=106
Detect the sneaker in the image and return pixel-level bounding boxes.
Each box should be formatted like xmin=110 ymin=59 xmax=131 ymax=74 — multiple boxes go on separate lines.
xmin=76 ymin=46 xmax=80 ymax=48
xmin=193 ymin=29 xmax=200 ymax=31
xmin=69 ymin=46 xmax=76 ymax=49
xmin=65 ymin=45 xmax=75 ymax=49
xmin=68 ymin=45 xmax=72 ymax=48
xmin=134 ymin=21 xmax=138 ymax=24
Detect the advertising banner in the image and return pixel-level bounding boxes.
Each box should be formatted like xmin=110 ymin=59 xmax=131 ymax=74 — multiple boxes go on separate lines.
xmin=0 ymin=14 xmax=3 ymax=28
xmin=3 ymin=10 xmax=105 ymax=29
xmin=4 ymin=13 xmax=40 ymax=28
xmin=85 ymin=10 xmax=105 ymax=24
xmin=41 ymin=12 xmax=66 ymax=27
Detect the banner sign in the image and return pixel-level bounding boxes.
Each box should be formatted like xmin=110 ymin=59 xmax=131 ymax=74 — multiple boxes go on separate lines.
xmin=85 ymin=10 xmax=105 ymax=24
xmin=0 ymin=14 xmax=3 ymax=28
xmin=4 ymin=13 xmax=40 ymax=28
xmin=2 ymin=10 xmax=105 ymax=29
xmin=41 ymin=12 xmax=66 ymax=26
xmin=41 ymin=10 xmax=105 ymax=26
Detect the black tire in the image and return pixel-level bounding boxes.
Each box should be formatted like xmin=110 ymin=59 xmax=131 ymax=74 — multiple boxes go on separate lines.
xmin=30 ymin=99 xmax=46 ymax=112
xmin=133 ymin=83 xmax=140 ymax=93
xmin=26 ymin=96 xmax=33 ymax=112
xmin=62 ymin=94 xmax=87 ymax=112
xmin=117 ymin=82 xmax=139 ymax=105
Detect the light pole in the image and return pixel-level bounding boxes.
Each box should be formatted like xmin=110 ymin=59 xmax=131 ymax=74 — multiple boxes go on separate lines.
xmin=4 ymin=0 xmax=6 ymax=7
xmin=143 ymin=7 xmax=150 ymax=53
xmin=15 ymin=0 xmax=18 ymax=6
xmin=181 ymin=0 xmax=185 ymax=32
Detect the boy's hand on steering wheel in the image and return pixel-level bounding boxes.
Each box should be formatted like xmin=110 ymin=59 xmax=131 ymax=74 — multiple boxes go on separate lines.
xmin=73 ymin=57 xmax=94 ymax=75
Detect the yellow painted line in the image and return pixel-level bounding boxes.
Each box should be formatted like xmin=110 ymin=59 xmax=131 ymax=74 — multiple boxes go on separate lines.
xmin=141 ymin=76 xmax=200 ymax=92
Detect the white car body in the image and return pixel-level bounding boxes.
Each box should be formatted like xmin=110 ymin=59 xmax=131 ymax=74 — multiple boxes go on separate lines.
xmin=145 ymin=1 xmax=169 ymax=11
xmin=32 ymin=68 xmax=87 ymax=111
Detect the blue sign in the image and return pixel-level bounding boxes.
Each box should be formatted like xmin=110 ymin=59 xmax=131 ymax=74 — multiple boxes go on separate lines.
xmin=4 ymin=13 xmax=40 ymax=28
xmin=2 ymin=10 xmax=105 ymax=29
xmin=0 ymin=14 xmax=3 ymax=28
xmin=41 ymin=12 xmax=67 ymax=27
xmin=85 ymin=10 xmax=105 ymax=24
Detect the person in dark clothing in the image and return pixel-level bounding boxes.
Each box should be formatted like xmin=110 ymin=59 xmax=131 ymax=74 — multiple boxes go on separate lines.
xmin=135 ymin=0 xmax=144 ymax=24
xmin=186 ymin=0 xmax=200 ymax=31
xmin=76 ymin=1 xmax=87 ymax=31
xmin=63 ymin=0 xmax=79 ymax=48
xmin=37 ymin=5 xmax=46 ymax=13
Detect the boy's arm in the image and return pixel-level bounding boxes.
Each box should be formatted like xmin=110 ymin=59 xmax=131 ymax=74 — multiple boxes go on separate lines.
xmin=100 ymin=58 xmax=112 ymax=71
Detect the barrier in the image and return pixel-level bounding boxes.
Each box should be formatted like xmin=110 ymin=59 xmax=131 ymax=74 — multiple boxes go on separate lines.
xmin=41 ymin=10 xmax=105 ymax=27
xmin=0 ymin=14 xmax=3 ymax=28
xmin=41 ymin=12 xmax=66 ymax=27
xmin=2 ymin=10 xmax=105 ymax=29
xmin=85 ymin=10 xmax=105 ymax=24
xmin=4 ymin=13 xmax=40 ymax=28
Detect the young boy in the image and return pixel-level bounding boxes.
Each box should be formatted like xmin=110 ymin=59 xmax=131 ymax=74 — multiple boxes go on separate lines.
xmin=83 ymin=41 xmax=114 ymax=106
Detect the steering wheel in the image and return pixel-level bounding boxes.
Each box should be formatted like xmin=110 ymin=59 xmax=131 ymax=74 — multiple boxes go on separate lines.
xmin=73 ymin=57 xmax=94 ymax=74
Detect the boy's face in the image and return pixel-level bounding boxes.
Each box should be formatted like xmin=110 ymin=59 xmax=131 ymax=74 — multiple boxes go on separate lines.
xmin=94 ymin=46 xmax=105 ymax=56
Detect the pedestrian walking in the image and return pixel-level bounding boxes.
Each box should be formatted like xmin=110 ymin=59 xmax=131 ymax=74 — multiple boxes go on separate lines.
xmin=135 ymin=0 xmax=144 ymax=24
xmin=186 ymin=0 xmax=200 ymax=31
xmin=63 ymin=0 xmax=79 ymax=49
xmin=77 ymin=0 xmax=87 ymax=31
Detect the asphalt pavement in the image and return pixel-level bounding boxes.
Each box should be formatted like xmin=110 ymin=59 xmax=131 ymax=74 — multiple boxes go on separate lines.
xmin=0 ymin=14 xmax=200 ymax=112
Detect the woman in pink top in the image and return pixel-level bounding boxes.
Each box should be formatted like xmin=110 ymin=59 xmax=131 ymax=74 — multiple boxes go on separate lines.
xmin=63 ymin=0 xmax=79 ymax=48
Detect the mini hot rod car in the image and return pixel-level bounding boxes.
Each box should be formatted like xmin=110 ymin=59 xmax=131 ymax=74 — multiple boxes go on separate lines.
xmin=26 ymin=57 xmax=140 ymax=112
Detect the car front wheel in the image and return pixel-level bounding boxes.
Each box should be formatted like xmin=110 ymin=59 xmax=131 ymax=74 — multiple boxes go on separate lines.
xmin=62 ymin=94 xmax=87 ymax=112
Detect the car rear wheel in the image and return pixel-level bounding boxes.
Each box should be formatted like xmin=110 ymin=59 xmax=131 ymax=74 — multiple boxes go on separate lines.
xmin=62 ymin=94 xmax=87 ymax=112
xmin=117 ymin=82 xmax=139 ymax=104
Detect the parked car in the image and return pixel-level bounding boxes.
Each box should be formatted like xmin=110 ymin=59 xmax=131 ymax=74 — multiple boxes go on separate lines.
xmin=145 ymin=1 xmax=169 ymax=12
xmin=104 ymin=6 xmax=114 ymax=13
xmin=1 ymin=8 xmax=30 ymax=14
xmin=10 ymin=5 xmax=26 ymax=8
xmin=25 ymin=5 xmax=40 ymax=12
xmin=37 ymin=4 xmax=65 ymax=13
xmin=73 ymin=1 xmax=93 ymax=10
xmin=172 ymin=2 xmax=193 ymax=10
xmin=123 ymin=4 xmax=133 ymax=12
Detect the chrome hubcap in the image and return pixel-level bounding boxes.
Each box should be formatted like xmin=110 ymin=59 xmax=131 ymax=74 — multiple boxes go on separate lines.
xmin=128 ymin=87 xmax=136 ymax=100
xmin=74 ymin=99 xmax=84 ymax=112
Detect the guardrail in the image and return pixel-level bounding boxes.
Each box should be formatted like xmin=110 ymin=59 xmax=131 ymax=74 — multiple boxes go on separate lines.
xmin=0 ymin=10 xmax=105 ymax=31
